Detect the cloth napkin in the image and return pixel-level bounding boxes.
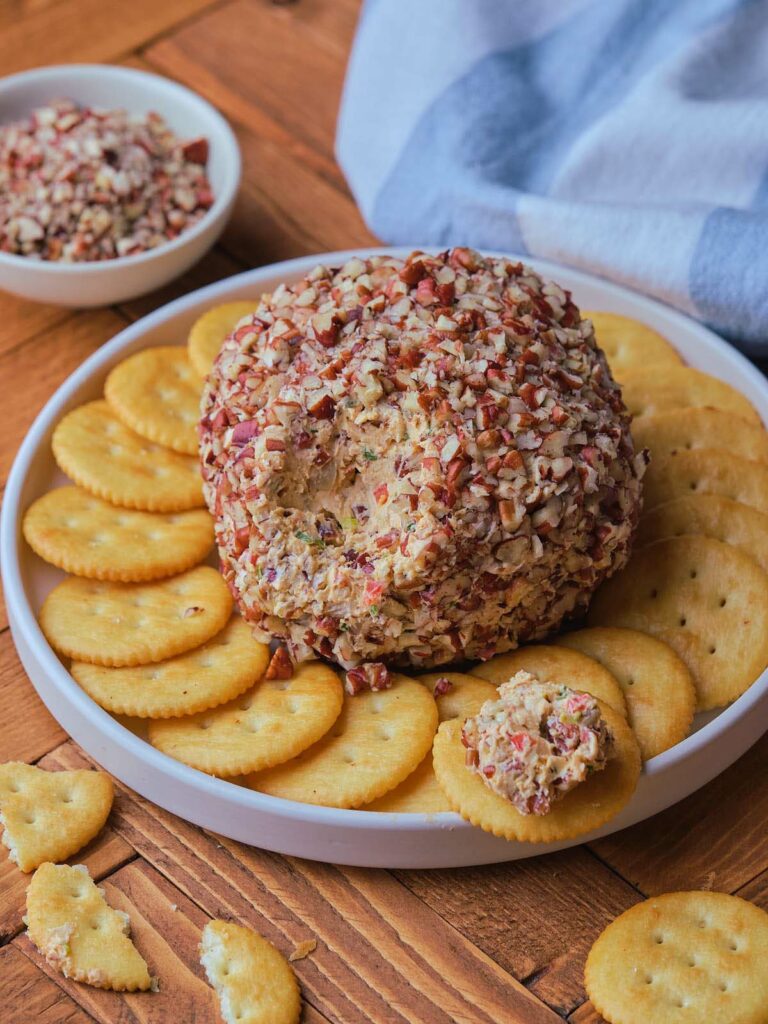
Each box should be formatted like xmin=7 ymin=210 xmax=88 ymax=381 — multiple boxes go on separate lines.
xmin=337 ymin=0 xmax=768 ymax=353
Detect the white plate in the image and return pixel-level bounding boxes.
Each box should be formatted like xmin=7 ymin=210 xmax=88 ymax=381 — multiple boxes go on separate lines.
xmin=3 ymin=249 xmax=768 ymax=868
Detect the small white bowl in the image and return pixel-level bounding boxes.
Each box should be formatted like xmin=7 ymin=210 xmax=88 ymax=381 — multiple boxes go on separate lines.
xmin=0 ymin=64 xmax=241 ymax=308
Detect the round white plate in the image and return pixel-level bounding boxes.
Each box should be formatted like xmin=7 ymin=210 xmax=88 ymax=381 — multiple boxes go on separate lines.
xmin=3 ymin=249 xmax=768 ymax=869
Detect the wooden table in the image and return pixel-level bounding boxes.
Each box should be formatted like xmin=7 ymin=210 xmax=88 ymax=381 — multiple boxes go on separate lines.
xmin=2 ymin=2 xmax=767 ymax=1020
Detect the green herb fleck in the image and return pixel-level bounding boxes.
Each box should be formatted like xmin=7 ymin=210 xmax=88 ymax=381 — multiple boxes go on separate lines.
xmin=362 ymin=448 xmax=378 ymax=462
xmin=295 ymin=530 xmax=325 ymax=548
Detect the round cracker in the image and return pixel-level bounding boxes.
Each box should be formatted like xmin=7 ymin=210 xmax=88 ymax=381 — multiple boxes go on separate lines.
xmin=470 ymin=645 xmax=627 ymax=716
xmin=188 ymin=301 xmax=257 ymax=378
xmin=585 ymin=891 xmax=768 ymax=1024
xmin=249 ymin=675 xmax=438 ymax=808
xmin=632 ymin=408 xmax=768 ymax=465
xmin=556 ymin=628 xmax=695 ymax=760
xmin=71 ymin=616 xmax=269 ymax=719
xmin=588 ymin=536 xmax=768 ymax=710
xmin=433 ymin=702 xmax=640 ymax=842
xmin=620 ymin=366 xmax=761 ymax=424
xmin=643 ymin=449 xmax=768 ymax=516
xmin=105 ymin=346 xmax=202 ymax=455
xmin=40 ymin=565 xmax=232 ymax=667
xmin=200 ymin=920 xmax=300 ymax=1024
xmin=148 ymin=661 xmax=343 ymax=776
xmin=23 ymin=485 xmax=214 ymax=582
xmin=585 ymin=311 xmax=683 ymax=379
xmin=52 ymin=400 xmax=204 ymax=513
xmin=637 ymin=494 xmax=768 ymax=574
xmin=367 ymin=672 xmax=497 ymax=814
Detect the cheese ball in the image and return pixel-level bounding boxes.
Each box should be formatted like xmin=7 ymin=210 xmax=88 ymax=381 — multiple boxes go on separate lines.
xmin=200 ymin=249 xmax=645 ymax=670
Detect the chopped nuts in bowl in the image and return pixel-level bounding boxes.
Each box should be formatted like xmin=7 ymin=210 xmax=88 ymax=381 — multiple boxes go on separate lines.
xmin=0 ymin=64 xmax=240 ymax=307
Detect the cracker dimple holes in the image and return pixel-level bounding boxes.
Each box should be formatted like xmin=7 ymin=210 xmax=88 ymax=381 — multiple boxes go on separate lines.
xmin=199 ymin=718 xmax=213 ymax=731
xmin=287 ymin=700 xmax=300 ymax=715
xmin=679 ymin=617 xmax=687 ymax=627
xmin=239 ymin=699 xmax=253 ymax=712
xmin=342 ymin=751 xmax=356 ymax=765
xmin=650 ymin=588 xmax=659 ymax=599
xmin=719 ymin=597 xmax=727 ymax=608
xmin=377 ymin=726 xmax=392 ymax=742
xmin=653 ymin=933 xmax=664 ymax=944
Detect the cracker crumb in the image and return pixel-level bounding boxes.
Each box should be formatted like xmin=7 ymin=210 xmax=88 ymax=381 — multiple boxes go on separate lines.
xmin=288 ymin=938 xmax=317 ymax=962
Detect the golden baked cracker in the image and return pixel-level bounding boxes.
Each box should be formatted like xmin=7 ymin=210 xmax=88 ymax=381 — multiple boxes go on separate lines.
xmin=588 ymin=536 xmax=768 ymax=711
xmin=643 ymin=449 xmax=768 ymax=515
xmin=250 ymin=675 xmax=438 ymax=808
xmin=40 ymin=566 xmax=232 ymax=668
xmin=26 ymin=863 xmax=153 ymax=991
xmin=433 ymin=702 xmax=640 ymax=842
xmin=367 ymin=672 xmax=497 ymax=814
xmin=105 ymin=346 xmax=201 ymax=456
xmin=200 ymin=920 xmax=300 ymax=1024
xmin=52 ymin=400 xmax=204 ymax=513
xmin=148 ymin=661 xmax=343 ymax=776
xmin=585 ymin=311 xmax=683 ymax=379
xmin=23 ymin=486 xmax=214 ymax=582
xmin=72 ymin=616 xmax=269 ymax=719
xmin=632 ymin=408 xmax=768 ymax=465
xmin=620 ymin=366 xmax=761 ymax=424
xmin=188 ymin=302 xmax=257 ymax=378
xmin=470 ymin=645 xmax=627 ymax=716
xmin=585 ymin=892 xmax=768 ymax=1024
xmin=556 ymin=628 xmax=695 ymax=760
xmin=637 ymin=494 xmax=768 ymax=574
xmin=0 ymin=763 xmax=113 ymax=872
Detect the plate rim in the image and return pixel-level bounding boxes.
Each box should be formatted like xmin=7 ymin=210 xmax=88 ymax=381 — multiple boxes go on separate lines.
xmin=4 ymin=246 xmax=768 ymax=847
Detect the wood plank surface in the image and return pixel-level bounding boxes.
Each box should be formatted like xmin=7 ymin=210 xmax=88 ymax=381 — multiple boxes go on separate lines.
xmin=0 ymin=0 xmax=225 ymax=75
xmin=1 ymin=1 xmax=767 ymax=1021
xmin=2 ymin=943 xmax=97 ymax=1024
xmin=0 ymin=630 xmax=67 ymax=759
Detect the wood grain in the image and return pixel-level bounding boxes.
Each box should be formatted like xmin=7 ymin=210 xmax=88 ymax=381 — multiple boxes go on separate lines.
xmin=1 ymin=943 xmax=96 ymax=1024
xmin=396 ymin=848 xmax=641 ymax=1016
xmin=592 ymin=732 xmax=768 ymax=895
xmin=0 ymin=0 xmax=224 ymax=75
xmin=0 ymin=308 xmax=127 ymax=483
xmin=43 ymin=742 xmax=560 ymax=1024
xmin=0 ymin=294 xmax=72 ymax=362
xmin=146 ymin=0 xmax=358 ymax=172
xmin=0 ymin=630 xmax=67 ymax=759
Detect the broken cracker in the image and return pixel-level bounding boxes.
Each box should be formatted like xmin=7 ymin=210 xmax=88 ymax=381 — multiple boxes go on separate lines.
xmin=367 ymin=672 xmax=496 ymax=814
xmin=72 ymin=615 xmax=269 ymax=719
xmin=620 ymin=366 xmax=761 ymax=424
xmin=148 ymin=660 xmax=343 ymax=776
xmin=588 ymin=535 xmax=768 ymax=710
xmin=40 ymin=565 xmax=232 ymax=667
xmin=632 ymin=408 xmax=768 ymax=465
xmin=26 ymin=862 xmax=152 ymax=991
xmin=188 ymin=302 xmax=257 ymax=378
xmin=556 ymin=628 xmax=696 ymax=760
xmin=105 ymin=346 xmax=201 ymax=456
xmin=0 ymin=763 xmax=113 ymax=872
xmin=433 ymin=701 xmax=640 ymax=842
xmin=637 ymin=494 xmax=768 ymax=574
xmin=585 ymin=311 xmax=683 ymax=380
xmin=250 ymin=675 xmax=438 ymax=808
xmin=585 ymin=891 xmax=768 ymax=1024
xmin=52 ymin=400 xmax=204 ymax=513
xmin=471 ymin=645 xmax=627 ymax=716
xmin=23 ymin=485 xmax=213 ymax=581
xmin=200 ymin=919 xmax=300 ymax=1024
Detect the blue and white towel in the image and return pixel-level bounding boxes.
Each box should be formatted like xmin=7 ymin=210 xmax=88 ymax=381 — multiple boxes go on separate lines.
xmin=337 ymin=0 xmax=768 ymax=353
